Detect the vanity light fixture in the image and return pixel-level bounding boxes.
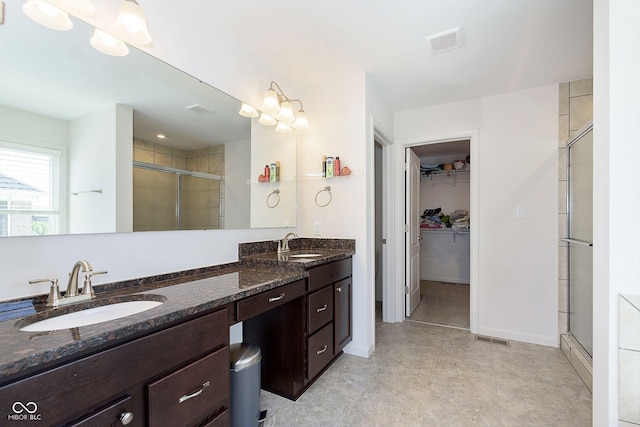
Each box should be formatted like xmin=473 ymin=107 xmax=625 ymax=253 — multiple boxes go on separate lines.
xmin=238 ymin=103 xmax=259 ymax=118
xmin=113 ymin=0 xmax=152 ymax=45
xmin=256 ymin=81 xmax=309 ymax=131
xmin=22 ymin=0 xmax=73 ymax=31
xmin=90 ymin=28 xmax=129 ymax=57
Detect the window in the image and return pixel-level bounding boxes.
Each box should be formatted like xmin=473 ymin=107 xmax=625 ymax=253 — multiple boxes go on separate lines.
xmin=0 ymin=142 xmax=61 ymax=236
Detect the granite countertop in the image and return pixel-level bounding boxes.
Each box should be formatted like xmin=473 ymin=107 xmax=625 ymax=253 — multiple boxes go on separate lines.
xmin=0 ymin=239 xmax=354 ymax=385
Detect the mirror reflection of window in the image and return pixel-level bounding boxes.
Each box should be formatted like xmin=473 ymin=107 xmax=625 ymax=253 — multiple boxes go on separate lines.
xmin=0 ymin=142 xmax=61 ymax=237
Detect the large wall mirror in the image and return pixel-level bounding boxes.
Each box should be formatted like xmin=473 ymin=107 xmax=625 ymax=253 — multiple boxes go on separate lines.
xmin=0 ymin=2 xmax=296 ymax=237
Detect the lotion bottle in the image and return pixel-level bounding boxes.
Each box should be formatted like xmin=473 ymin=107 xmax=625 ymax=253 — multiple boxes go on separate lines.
xmin=326 ymin=157 xmax=334 ymax=177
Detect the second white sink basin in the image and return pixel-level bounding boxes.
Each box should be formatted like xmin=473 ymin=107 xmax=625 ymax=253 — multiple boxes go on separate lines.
xmin=288 ymin=253 xmax=323 ymax=258
xmin=18 ymin=298 xmax=164 ymax=332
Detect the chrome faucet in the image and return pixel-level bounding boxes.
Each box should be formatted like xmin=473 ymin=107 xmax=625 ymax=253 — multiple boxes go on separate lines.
xmin=67 ymin=260 xmax=93 ymax=297
xmin=29 ymin=260 xmax=108 ymax=307
xmin=280 ymin=232 xmax=298 ymax=255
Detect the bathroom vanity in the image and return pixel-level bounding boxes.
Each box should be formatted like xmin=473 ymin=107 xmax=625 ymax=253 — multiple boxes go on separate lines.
xmin=0 ymin=239 xmax=354 ymax=426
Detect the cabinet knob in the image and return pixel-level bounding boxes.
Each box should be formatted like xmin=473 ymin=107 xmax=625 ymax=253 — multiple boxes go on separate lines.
xmin=336 ymin=286 xmax=342 ymax=293
xmin=119 ymin=411 xmax=134 ymax=425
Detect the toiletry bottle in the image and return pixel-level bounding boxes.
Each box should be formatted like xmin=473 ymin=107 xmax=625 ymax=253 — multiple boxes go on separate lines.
xmin=334 ymin=156 xmax=341 ymax=176
xmin=270 ymin=163 xmax=276 ymax=182
xmin=326 ymin=157 xmax=334 ymax=177
xmin=264 ymin=165 xmax=270 ymax=182
xmin=322 ymin=155 xmax=326 ymax=177
xmin=276 ymin=161 xmax=280 ymax=181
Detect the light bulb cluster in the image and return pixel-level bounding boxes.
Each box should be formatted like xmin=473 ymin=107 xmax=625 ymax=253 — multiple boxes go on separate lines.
xmin=22 ymin=0 xmax=152 ymax=57
xmin=238 ymin=81 xmax=310 ymax=132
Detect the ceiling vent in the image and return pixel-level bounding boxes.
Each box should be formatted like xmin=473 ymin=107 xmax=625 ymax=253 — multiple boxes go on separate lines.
xmin=425 ymin=26 xmax=462 ymax=55
xmin=185 ymin=104 xmax=215 ymax=115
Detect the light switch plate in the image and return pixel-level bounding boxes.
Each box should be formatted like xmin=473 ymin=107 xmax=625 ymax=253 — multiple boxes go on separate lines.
xmin=314 ymin=221 xmax=321 ymax=235
xmin=516 ymin=205 xmax=527 ymax=219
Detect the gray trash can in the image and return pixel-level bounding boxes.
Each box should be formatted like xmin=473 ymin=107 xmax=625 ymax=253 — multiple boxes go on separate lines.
xmin=229 ymin=343 xmax=262 ymax=427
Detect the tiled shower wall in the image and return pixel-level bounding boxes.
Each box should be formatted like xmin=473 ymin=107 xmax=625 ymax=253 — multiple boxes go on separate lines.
xmin=557 ymin=78 xmax=593 ymax=391
xmin=132 ymin=139 xmax=225 ymax=230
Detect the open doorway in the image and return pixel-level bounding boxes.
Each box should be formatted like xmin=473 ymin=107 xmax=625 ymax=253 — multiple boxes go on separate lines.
xmin=405 ymin=140 xmax=471 ymax=329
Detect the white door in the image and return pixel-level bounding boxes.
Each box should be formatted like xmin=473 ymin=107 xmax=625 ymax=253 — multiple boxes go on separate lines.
xmin=405 ymin=148 xmax=421 ymax=316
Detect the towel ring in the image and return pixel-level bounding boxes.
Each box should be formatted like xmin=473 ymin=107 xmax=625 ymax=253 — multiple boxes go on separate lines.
xmin=266 ymin=189 xmax=280 ymax=208
xmin=315 ymin=186 xmax=332 ymax=207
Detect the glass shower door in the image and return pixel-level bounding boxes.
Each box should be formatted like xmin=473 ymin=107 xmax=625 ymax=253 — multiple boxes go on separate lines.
xmin=567 ymin=125 xmax=593 ymax=357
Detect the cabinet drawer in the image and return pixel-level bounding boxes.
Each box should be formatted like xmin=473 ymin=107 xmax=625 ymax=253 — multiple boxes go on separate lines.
xmin=68 ymin=395 xmax=133 ymax=427
xmin=237 ymin=279 xmax=306 ymax=321
xmin=202 ymin=408 xmax=230 ymax=427
xmin=148 ymin=347 xmax=229 ymax=427
xmin=307 ymin=285 xmax=333 ymax=334
xmin=307 ymin=322 xmax=334 ymax=380
xmin=308 ymin=258 xmax=352 ymax=292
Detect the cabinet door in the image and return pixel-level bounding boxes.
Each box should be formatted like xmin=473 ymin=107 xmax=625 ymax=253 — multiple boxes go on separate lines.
xmin=334 ymin=277 xmax=352 ymax=354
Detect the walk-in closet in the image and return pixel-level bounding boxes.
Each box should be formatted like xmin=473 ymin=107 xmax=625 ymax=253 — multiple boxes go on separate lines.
xmin=407 ymin=140 xmax=470 ymax=329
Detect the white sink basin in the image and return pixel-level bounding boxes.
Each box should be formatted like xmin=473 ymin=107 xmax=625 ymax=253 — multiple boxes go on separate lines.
xmin=18 ymin=299 xmax=164 ymax=332
xmin=288 ymin=253 xmax=323 ymax=258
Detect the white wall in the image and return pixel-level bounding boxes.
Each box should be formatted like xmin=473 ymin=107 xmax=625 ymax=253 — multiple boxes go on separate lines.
xmin=593 ymin=0 xmax=640 ymax=424
xmin=69 ymin=105 xmax=132 ymax=234
xmin=396 ymin=85 xmax=559 ymax=346
xmin=297 ymin=72 xmax=372 ymax=357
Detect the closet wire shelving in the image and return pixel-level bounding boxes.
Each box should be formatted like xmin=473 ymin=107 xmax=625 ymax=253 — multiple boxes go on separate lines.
xmin=421 ymin=169 xmax=469 ymax=187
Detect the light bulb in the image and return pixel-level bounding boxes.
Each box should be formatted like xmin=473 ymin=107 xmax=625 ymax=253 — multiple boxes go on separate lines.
xmin=22 ymin=0 xmax=73 ymax=31
xmin=293 ymin=110 xmax=310 ymax=130
xmin=275 ymin=121 xmax=293 ymax=133
xmin=90 ymin=28 xmax=129 ymax=57
xmin=261 ymin=88 xmax=280 ymax=114
xmin=259 ymin=113 xmax=276 ymax=126
xmin=238 ymin=103 xmax=259 ymax=118
xmin=113 ymin=0 xmax=152 ymax=45
xmin=276 ymin=100 xmax=295 ymax=124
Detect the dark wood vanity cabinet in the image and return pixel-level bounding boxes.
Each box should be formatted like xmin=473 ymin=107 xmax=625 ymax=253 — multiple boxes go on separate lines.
xmin=0 ymin=309 xmax=230 ymax=427
xmin=243 ymin=257 xmax=352 ymax=400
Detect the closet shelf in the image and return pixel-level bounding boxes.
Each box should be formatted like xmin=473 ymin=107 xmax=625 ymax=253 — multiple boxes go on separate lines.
xmin=421 ymin=169 xmax=469 ymax=187
xmin=421 ymin=169 xmax=469 ymax=178
xmin=420 ymin=228 xmax=469 ymax=234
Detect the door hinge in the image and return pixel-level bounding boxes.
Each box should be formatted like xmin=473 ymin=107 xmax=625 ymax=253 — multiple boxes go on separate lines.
xmin=405 ymin=286 xmax=409 ymax=294
xmin=404 ymin=224 xmax=408 ymax=233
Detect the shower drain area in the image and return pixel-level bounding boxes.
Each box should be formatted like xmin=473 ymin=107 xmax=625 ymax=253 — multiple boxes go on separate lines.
xmin=475 ymin=335 xmax=510 ymax=346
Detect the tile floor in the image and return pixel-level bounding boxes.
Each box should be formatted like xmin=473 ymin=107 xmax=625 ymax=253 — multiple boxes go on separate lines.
xmin=407 ymin=281 xmax=470 ymax=329
xmin=260 ymin=316 xmax=592 ymax=426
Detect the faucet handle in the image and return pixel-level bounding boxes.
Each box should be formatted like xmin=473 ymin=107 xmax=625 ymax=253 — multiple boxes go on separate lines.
xmin=82 ymin=271 xmax=108 ymax=297
xmin=29 ymin=278 xmax=61 ymax=307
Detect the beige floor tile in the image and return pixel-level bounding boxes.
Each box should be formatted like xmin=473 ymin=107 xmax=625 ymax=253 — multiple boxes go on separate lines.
xmin=260 ymin=318 xmax=591 ymax=426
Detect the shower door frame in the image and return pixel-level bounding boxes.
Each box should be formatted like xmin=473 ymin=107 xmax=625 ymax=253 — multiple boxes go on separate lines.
xmin=563 ymin=122 xmax=593 ymax=358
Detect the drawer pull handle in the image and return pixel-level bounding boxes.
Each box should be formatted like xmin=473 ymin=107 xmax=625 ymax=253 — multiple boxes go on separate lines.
xmin=316 ymin=345 xmax=328 ymax=355
xmin=336 ymin=286 xmax=342 ymax=293
xmin=269 ymin=293 xmax=285 ymax=302
xmin=179 ymin=381 xmax=210 ymax=404
xmin=316 ymin=304 xmax=328 ymax=313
